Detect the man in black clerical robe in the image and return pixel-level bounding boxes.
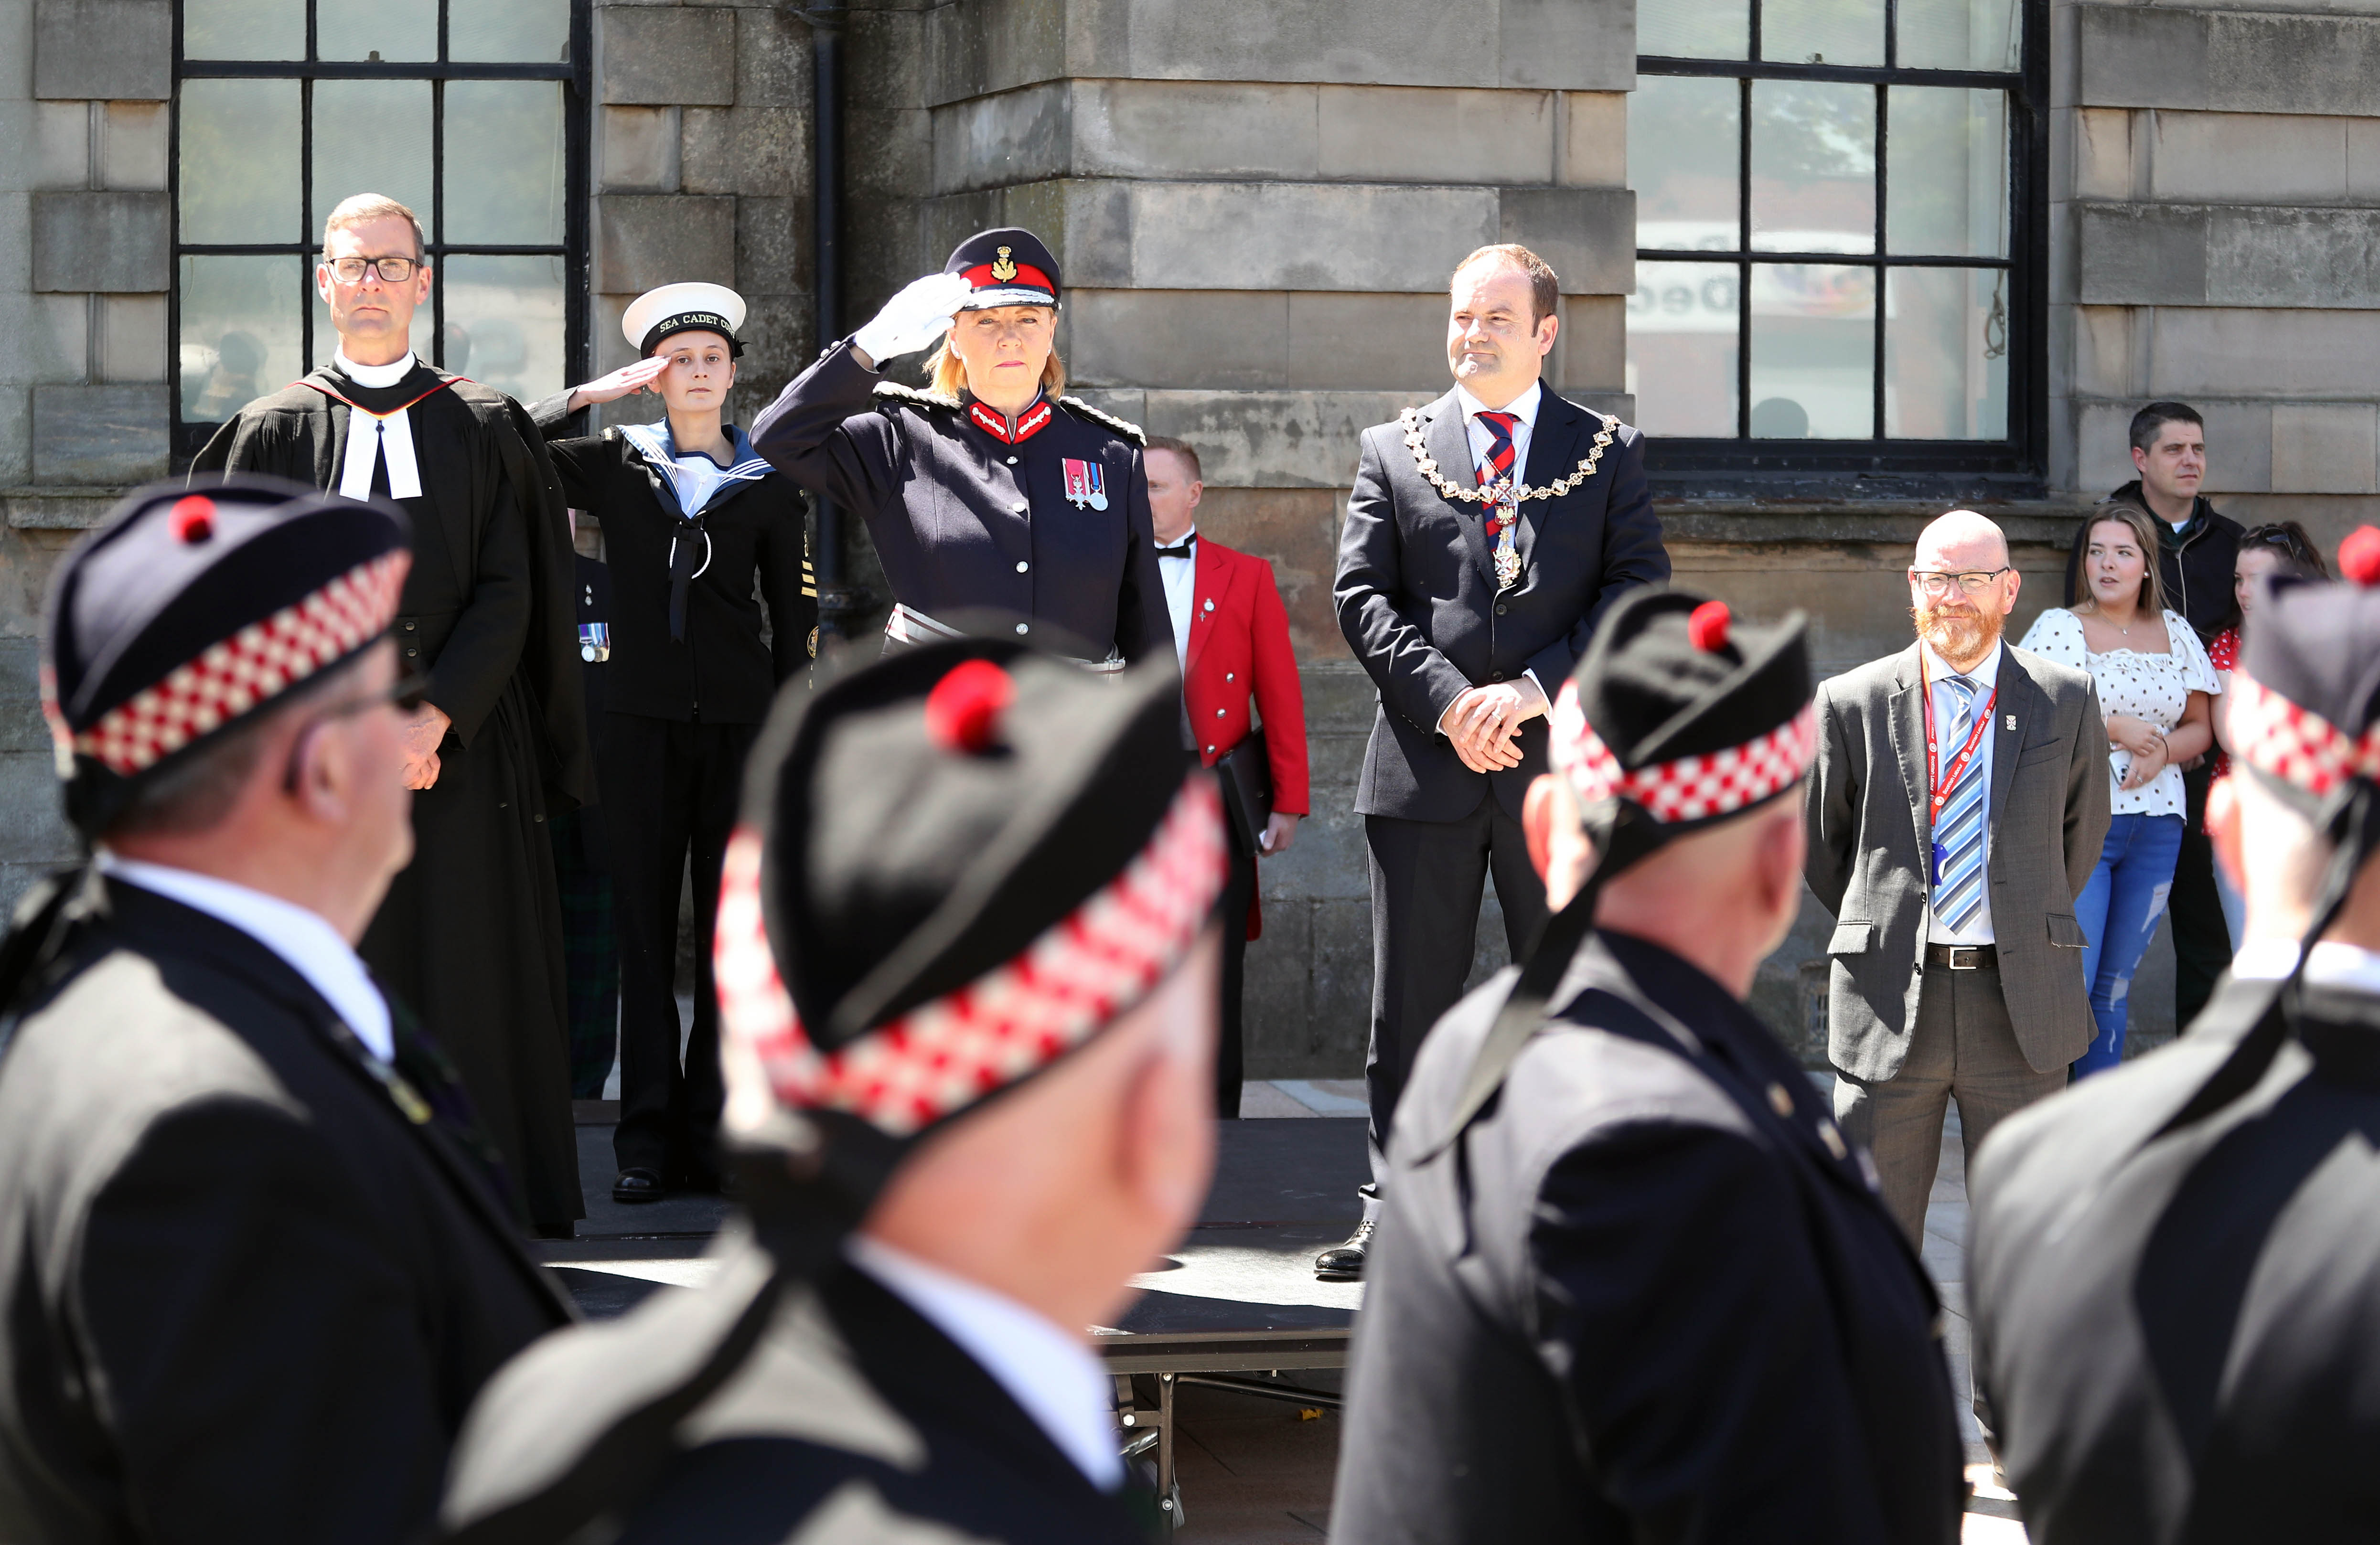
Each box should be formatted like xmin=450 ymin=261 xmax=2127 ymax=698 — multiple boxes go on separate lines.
xmin=193 ymin=343 xmax=592 ymax=1236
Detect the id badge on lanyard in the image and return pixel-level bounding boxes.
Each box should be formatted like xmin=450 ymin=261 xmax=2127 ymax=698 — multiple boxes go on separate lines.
xmin=1923 ymin=664 xmax=1996 ymax=886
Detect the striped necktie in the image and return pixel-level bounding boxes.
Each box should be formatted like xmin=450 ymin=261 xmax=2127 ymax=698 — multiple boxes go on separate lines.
xmin=1932 ymin=673 xmax=1989 ymax=934
xmin=1475 ymin=411 xmax=1519 ymax=490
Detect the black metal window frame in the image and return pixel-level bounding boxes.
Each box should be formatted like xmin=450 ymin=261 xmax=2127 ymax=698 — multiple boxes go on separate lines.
xmin=168 ymin=0 xmax=593 ymax=467
xmin=1636 ymin=0 xmax=2050 ymax=494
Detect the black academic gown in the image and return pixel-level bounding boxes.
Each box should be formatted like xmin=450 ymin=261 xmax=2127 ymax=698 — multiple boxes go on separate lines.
xmin=1332 ymin=931 xmax=1964 ymax=1545
xmin=193 ymin=362 xmax=593 ymax=1234
xmin=0 ymin=875 xmax=575 ymax=1545
xmin=439 ymin=1220 xmax=1147 ymax=1545
xmin=1970 ymin=972 xmax=2380 ymax=1543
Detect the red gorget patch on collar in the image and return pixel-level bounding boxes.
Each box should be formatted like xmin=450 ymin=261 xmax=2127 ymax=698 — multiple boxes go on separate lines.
xmin=967 ymin=396 xmax=1053 ymax=445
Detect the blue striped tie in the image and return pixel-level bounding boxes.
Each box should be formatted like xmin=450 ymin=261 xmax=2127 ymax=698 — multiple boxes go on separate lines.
xmin=1932 ymin=674 xmax=1989 ymax=934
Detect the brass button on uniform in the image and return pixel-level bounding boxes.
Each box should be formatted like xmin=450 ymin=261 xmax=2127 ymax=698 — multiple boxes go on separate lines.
xmin=1766 ymin=1082 xmax=1793 ymax=1117
xmin=1819 ymin=1122 xmax=1848 ymax=1160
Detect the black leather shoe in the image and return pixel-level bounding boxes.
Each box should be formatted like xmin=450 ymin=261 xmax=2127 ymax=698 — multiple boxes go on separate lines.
xmin=611 ymin=1167 xmax=665 ymax=1204
xmin=1314 ymin=1219 xmax=1374 ymax=1280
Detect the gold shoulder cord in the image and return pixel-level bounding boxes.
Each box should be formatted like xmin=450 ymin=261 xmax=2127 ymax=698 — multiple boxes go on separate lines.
xmin=1399 ymin=407 xmax=1618 ymax=505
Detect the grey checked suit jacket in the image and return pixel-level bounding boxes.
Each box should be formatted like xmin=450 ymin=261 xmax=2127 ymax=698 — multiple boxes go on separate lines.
xmin=1804 ymin=642 xmax=2111 ymax=1081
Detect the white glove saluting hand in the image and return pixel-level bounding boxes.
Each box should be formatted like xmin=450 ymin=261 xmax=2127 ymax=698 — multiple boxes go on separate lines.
xmin=851 ymin=272 xmax=975 ymax=369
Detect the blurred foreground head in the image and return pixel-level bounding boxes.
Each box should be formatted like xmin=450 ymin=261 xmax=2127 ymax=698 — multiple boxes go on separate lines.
xmin=2210 ymin=528 xmax=2380 ymax=952
xmin=716 ymin=639 xmax=1230 ymax=1321
xmin=39 ymin=474 xmax=414 ymax=939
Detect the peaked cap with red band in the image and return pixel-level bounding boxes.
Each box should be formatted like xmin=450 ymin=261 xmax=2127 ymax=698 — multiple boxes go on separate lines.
xmin=42 ymin=474 xmax=411 ymax=837
xmin=943 ymin=226 xmax=1061 ymax=311
xmin=715 ymin=638 xmax=1226 ymax=1158
xmin=2230 ymin=540 xmax=2380 ymax=817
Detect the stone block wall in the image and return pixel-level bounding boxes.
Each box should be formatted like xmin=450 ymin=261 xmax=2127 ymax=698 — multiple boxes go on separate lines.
xmin=2051 ymin=0 xmax=2380 ymax=555
xmin=588 ymin=1 xmax=816 ymax=436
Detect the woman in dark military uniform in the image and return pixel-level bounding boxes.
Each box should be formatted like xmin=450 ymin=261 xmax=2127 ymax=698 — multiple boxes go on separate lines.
xmin=526 ymin=283 xmax=817 ymax=1205
xmin=751 ymin=227 xmax=1172 ymax=668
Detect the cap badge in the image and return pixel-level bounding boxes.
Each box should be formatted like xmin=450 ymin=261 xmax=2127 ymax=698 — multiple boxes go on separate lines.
xmin=1062 ymin=458 xmax=1109 ymax=511
xmin=990 ymin=246 xmax=1018 ymax=283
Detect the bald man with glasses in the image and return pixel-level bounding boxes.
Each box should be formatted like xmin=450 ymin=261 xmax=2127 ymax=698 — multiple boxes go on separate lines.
xmin=1805 ymin=511 xmax=2110 ymax=1248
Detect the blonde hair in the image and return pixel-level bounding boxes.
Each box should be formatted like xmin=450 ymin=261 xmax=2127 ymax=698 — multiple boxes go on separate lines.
xmin=924 ymin=314 xmax=1066 ymax=400
xmin=322 ymin=193 xmax=427 ymax=260
xmin=2070 ymin=502 xmax=2169 ymax=616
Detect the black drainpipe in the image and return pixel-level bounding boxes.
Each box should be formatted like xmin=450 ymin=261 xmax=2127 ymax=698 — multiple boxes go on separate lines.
xmin=804 ymin=4 xmax=859 ymax=641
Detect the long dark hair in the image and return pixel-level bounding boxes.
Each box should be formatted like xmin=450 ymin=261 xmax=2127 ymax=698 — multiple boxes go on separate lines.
xmin=2223 ymin=521 xmax=2330 ymax=632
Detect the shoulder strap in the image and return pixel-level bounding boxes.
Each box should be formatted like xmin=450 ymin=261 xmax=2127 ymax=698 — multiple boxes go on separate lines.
xmin=871 ymin=380 xmax=962 ymax=412
xmin=1056 ymin=394 xmax=1147 ymax=446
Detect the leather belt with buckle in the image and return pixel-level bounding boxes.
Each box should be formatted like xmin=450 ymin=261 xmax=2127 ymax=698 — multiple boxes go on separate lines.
xmin=1926 ymin=943 xmax=1998 ymax=970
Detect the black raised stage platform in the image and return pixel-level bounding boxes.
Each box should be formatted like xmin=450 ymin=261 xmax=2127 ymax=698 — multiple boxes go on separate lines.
xmin=534 ymin=1112 xmax=1369 ymax=1518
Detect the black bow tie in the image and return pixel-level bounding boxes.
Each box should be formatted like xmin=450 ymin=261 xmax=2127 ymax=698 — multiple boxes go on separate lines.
xmin=1155 ymin=538 xmax=1196 ymax=560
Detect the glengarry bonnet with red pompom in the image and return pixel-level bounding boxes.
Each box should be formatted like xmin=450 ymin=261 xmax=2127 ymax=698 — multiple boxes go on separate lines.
xmin=711 ymin=635 xmax=1229 ymax=1226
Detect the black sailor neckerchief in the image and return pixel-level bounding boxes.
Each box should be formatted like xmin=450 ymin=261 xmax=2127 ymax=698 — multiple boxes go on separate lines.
xmin=618 ymin=421 xmax=771 ymax=642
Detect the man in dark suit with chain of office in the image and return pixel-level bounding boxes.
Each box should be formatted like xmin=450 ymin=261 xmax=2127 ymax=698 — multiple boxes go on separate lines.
xmin=0 ymin=477 xmax=573 ymax=1545
xmin=1327 ymin=242 xmax=1669 ymax=1277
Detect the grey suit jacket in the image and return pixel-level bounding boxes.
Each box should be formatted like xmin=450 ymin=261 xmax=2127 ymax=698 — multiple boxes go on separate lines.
xmin=1804 ymin=642 xmax=2111 ymax=1080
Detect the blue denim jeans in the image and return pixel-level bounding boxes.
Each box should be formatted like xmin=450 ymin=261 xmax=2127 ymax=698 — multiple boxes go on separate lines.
xmin=2071 ymin=812 xmax=2186 ymax=1077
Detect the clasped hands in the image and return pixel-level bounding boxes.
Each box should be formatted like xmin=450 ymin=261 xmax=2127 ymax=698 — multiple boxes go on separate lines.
xmin=400 ymin=702 xmax=452 ymax=791
xmin=2107 ymin=713 xmax=2168 ymax=791
xmin=1441 ymin=678 xmax=1550 ymax=774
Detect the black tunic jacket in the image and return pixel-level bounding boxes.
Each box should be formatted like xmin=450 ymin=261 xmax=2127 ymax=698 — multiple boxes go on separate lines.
xmin=1971 ymin=974 xmax=2380 ymax=1544
xmin=750 ymin=341 xmax=1171 ymax=663
xmin=529 ymin=400 xmax=816 ymax=724
xmin=1332 ymin=932 xmax=1963 ymax=1545
xmin=0 ymin=879 xmax=573 ymax=1545
xmin=1334 ymin=387 xmax=1670 ymax=823
xmin=440 ymin=1225 xmax=1145 ymax=1545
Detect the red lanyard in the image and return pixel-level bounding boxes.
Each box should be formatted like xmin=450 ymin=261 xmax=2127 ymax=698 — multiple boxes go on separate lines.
xmin=1922 ymin=664 xmax=1997 ymax=820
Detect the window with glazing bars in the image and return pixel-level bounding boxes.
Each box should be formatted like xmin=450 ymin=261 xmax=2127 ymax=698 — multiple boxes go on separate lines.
xmin=172 ymin=0 xmax=590 ymax=463
xmin=1628 ymin=0 xmax=2046 ymax=475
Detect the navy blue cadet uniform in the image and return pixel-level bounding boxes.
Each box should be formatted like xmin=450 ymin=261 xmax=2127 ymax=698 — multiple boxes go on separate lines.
xmin=749 ymin=226 xmax=1171 ymax=666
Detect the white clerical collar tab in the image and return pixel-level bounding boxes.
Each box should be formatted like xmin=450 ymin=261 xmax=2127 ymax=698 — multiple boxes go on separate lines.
xmin=336 ymin=350 xmax=418 ymax=389
xmin=338 ymin=403 xmax=423 ymax=500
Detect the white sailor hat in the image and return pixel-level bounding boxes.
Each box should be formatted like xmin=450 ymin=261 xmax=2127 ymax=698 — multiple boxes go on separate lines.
xmin=622 ymin=282 xmax=746 ymax=358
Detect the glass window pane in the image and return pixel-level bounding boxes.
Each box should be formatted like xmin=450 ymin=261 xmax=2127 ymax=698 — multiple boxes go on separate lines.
xmin=313 ymin=80 xmax=435 ymax=244
xmin=1887 ymin=88 xmax=2008 ymax=258
xmin=1899 ymin=0 xmax=2021 ymax=71
xmin=1748 ymin=263 xmax=1875 ymax=438
xmin=184 ymin=0 xmax=302 ymax=59
xmin=442 ymin=255 xmax=567 ymax=403
xmin=451 ymin=0 xmax=572 ymax=63
xmin=1751 ymin=81 xmax=1875 ymax=255
xmin=180 ymin=256 xmax=304 ymax=425
xmin=318 ymin=0 xmax=437 ymax=61
xmin=1762 ymin=0 xmax=1884 ymax=66
xmin=1640 ymin=0 xmax=1748 ymax=60
xmin=444 ymin=82 xmax=566 ymax=244
xmin=1630 ymin=76 xmax=1740 ymax=254
xmin=1628 ymin=260 xmax=1741 ymax=437
xmin=1887 ymin=267 xmax=2008 ymax=439
xmin=179 ymin=79 xmax=302 ymax=243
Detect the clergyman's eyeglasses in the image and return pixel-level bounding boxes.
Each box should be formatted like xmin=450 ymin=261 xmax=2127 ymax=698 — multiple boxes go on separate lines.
xmin=327 ymin=256 xmax=421 ymax=285
xmin=1909 ymin=568 xmax=2012 ymax=597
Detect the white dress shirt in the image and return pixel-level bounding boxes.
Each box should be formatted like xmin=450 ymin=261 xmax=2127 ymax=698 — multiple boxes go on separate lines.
xmin=1921 ymin=638 xmax=2003 ymax=946
xmin=846 ymin=1234 xmax=1124 ymax=1491
xmin=332 ymin=347 xmax=425 ymax=500
xmin=2231 ymin=939 xmax=2380 ymax=995
xmin=96 ymin=852 xmax=395 ymax=1062
xmin=1433 ymin=380 xmax=1551 ymax=738
xmin=1157 ymin=525 xmax=1198 ymax=673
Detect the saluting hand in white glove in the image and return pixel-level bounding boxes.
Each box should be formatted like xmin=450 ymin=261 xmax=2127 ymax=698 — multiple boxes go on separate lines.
xmin=851 ymin=272 xmax=976 ymax=370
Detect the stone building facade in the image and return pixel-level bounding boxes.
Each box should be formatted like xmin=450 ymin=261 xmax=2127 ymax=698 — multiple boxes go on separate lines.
xmin=1 ymin=0 xmax=2375 ymax=1066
